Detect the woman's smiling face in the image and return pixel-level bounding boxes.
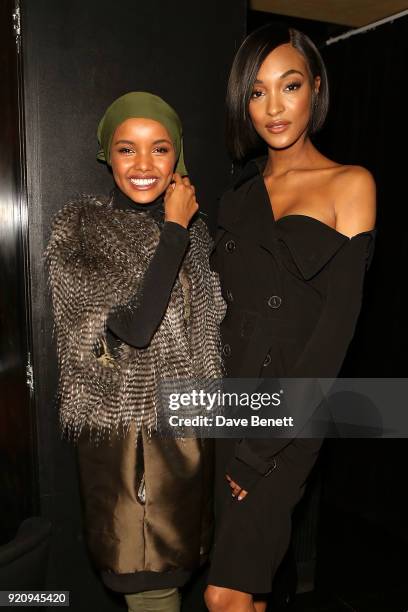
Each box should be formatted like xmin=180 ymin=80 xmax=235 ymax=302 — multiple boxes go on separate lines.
xmin=110 ymin=118 xmax=176 ymax=204
xmin=249 ymin=43 xmax=320 ymax=150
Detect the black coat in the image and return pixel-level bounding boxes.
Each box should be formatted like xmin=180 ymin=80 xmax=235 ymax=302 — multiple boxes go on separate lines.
xmin=210 ymin=159 xmax=375 ymax=488
xmin=207 ymin=159 xmax=375 ymax=593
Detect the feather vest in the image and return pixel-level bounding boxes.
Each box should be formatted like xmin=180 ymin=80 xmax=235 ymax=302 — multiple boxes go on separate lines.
xmin=46 ymin=194 xmax=225 ymax=441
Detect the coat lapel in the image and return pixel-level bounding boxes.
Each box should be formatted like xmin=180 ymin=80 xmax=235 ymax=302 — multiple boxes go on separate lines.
xmin=217 ymin=169 xmax=276 ymax=254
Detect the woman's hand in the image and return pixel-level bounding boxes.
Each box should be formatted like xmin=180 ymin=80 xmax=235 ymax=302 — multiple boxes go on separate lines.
xmin=226 ymin=474 xmax=248 ymax=501
xmin=164 ymin=173 xmax=198 ymax=229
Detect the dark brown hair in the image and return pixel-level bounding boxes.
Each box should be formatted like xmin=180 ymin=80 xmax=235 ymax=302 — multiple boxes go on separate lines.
xmin=226 ymin=24 xmax=329 ymax=161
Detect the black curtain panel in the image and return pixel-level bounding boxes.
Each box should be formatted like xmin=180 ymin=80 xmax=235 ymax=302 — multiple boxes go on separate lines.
xmin=314 ymin=17 xmax=408 ymax=598
xmin=317 ymin=16 xmax=408 ymax=378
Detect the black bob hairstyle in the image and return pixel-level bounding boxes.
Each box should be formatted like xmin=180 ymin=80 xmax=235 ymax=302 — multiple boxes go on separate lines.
xmin=226 ymin=23 xmax=329 ymax=162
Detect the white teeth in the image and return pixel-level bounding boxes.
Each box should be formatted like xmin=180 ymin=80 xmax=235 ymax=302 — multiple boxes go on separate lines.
xmin=130 ymin=178 xmax=157 ymax=186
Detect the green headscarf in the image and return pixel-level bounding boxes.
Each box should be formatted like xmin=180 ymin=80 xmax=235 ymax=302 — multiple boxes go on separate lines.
xmin=97 ymin=91 xmax=187 ymax=175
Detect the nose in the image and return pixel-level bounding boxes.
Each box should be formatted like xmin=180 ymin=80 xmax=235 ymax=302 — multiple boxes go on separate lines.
xmin=266 ymin=91 xmax=285 ymax=117
xmin=134 ymin=152 xmax=153 ymax=172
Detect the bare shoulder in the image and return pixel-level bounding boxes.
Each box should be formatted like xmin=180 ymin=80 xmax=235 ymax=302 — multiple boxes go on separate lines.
xmin=332 ymin=165 xmax=376 ymax=238
xmin=334 ymin=165 xmax=376 ymax=194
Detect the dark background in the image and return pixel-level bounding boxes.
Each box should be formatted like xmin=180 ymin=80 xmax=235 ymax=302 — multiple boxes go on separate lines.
xmin=1 ymin=1 xmax=407 ymax=611
xmin=315 ymin=16 xmax=408 ymax=611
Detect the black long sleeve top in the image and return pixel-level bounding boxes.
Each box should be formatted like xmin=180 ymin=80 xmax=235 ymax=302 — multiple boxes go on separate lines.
xmin=106 ymin=188 xmax=189 ymax=349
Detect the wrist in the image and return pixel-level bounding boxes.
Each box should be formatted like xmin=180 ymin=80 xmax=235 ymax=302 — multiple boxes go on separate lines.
xmin=164 ymin=214 xmax=188 ymax=229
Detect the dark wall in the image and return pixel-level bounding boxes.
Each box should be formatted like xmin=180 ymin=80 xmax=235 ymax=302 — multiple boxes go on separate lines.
xmin=22 ymin=1 xmax=246 ymax=609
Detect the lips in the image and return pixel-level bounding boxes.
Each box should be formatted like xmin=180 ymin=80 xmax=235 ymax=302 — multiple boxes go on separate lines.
xmin=128 ymin=176 xmax=159 ymax=190
xmin=265 ymin=121 xmax=290 ymax=134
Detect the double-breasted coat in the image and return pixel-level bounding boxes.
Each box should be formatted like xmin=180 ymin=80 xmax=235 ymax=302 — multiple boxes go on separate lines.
xmin=207 ymin=158 xmax=375 ymax=593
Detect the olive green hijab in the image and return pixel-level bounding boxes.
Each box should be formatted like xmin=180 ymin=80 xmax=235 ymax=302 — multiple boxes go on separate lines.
xmin=97 ymin=91 xmax=187 ymax=175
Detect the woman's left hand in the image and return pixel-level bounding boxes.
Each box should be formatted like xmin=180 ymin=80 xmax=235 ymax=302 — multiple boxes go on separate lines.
xmin=226 ymin=474 xmax=248 ymax=501
xmin=164 ymin=173 xmax=198 ymax=228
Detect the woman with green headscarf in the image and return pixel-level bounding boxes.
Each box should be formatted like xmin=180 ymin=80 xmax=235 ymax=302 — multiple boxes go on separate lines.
xmin=46 ymin=92 xmax=225 ymax=611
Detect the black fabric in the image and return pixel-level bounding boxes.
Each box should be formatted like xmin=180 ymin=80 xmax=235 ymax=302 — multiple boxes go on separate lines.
xmin=208 ymin=164 xmax=374 ymax=592
xmin=0 ymin=517 xmax=52 ymax=590
xmin=208 ymin=436 xmax=321 ymax=594
xmin=113 ymin=185 xmax=165 ymax=215
xmin=225 ymin=441 xmax=277 ymax=491
xmin=106 ymin=188 xmax=189 ymax=348
xmin=101 ymin=567 xmax=192 ymax=594
xmin=213 ymin=171 xmax=374 ymax=489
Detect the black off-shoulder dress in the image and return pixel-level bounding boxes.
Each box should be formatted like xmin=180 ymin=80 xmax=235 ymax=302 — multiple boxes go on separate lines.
xmin=207 ymin=159 xmax=375 ymax=594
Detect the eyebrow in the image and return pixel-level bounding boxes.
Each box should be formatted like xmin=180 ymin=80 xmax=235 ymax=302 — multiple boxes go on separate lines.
xmin=113 ymin=138 xmax=173 ymax=146
xmin=254 ymin=69 xmax=305 ymax=84
xmin=153 ymin=139 xmax=173 ymax=145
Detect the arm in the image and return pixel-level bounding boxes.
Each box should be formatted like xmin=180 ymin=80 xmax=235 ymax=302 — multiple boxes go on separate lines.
xmin=228 ymin=168 xmax=377 ymax=493
xmin=108 ymin=173 xmax=198 ymax=348
xmin=107 ymin=221 xmax=189 ymax=348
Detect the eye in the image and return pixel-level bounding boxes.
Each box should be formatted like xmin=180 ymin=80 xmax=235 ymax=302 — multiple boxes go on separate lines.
xmin=153 ymin=146 xmax=170 ymax=154
xmin=250 ymin=89 xmax=264 ymax=100
xmin=118 ymin=147 xmax=134 ymax=155
xmin=284 ymin=81 xmax=302 ymax=92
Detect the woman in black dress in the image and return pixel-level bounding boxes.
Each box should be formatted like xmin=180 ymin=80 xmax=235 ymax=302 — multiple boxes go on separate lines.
xmin=205 ymin=25 xmax=376 ymax=612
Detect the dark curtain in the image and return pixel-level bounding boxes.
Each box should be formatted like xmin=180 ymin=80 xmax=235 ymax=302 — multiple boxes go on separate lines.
xmin=317 ymin=16 xmax=408 ymax=378
xmin=313 ymin=17 xmax=408 ymax=593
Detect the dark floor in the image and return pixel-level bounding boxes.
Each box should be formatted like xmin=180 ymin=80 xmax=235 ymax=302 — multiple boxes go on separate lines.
xmin=291 ymin=585 xmax=408 ymax=612
xmin=288 ymin=502 xmax=408 ymax=611
xmin=182 ymin=501 xmax=408 ymax=612
xmin=182 ymin=583 xmax=408 ymax=612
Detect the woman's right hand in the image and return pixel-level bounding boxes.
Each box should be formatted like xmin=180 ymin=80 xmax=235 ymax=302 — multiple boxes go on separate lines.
xmin=164 ymin=173 xmax=198 ymax=229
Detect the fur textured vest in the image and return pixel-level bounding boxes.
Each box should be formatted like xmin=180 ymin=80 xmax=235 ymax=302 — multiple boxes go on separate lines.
xmin=46 ymin=195 xmax=225 ymax=441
